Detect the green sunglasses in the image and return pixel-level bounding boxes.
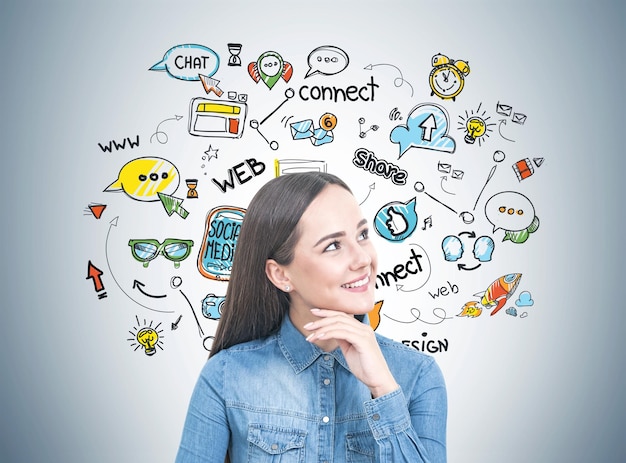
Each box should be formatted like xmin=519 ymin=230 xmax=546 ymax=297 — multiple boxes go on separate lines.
xmin=128 ymin=239 xmax=194 ymax=268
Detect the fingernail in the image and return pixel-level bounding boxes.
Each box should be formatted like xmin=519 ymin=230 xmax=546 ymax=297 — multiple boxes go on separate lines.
xmin=311 ymin=308 xmax=320 ymax=312
xmin=303 ymin=322 xmax=314 ymax=329
xmin=305 ymin=333 xmax=315 ymax=342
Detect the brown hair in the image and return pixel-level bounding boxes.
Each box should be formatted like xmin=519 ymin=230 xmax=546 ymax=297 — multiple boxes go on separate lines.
xmin=210 ymin=172 xmax=351 ymax=357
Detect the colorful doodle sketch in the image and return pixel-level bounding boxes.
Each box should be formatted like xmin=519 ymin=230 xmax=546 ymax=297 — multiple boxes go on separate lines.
xmin=86 ymin=40 xmax=544 ymax=357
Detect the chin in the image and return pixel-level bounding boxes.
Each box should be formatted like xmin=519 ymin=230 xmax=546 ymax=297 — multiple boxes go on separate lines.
xmin=343 ymin=294 xmax=376 ymax=315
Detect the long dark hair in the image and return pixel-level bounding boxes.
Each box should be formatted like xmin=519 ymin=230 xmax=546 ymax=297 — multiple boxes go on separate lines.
xmin=210 ymin=172 xmax=351 ymax=357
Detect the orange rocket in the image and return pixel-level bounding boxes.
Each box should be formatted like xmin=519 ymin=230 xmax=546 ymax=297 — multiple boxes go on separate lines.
xmin=477 ymin=273 xmax=522 ymax=316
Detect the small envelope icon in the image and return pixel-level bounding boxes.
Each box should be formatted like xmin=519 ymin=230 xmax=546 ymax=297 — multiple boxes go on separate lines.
xmin=451 ymin=169 xmax=464 ymax=180
xmin=496 ymin=102 xmax=512 ymax=117
xmin=511 ymin=112 xmax=527 ymax=125
xmin=290 ymin=120 xmax=314 ymax=140
xmin=438 ymin=162 xmax=451 ymax=173
xmin=311 ymin=128 xmax=333 ymax=146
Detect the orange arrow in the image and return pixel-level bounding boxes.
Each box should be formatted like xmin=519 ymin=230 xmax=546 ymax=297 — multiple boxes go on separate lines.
xmin=199 ymin=74 xmax=224 ymax=96
xmin=86 ymin=260 xmax=105 ymax=292
xmin=88 ymin=204 xmax=106 ymax=219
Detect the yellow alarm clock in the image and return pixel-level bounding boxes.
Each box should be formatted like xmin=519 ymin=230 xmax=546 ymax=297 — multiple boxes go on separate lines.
xmin=429 ymin=54 xmax=470 ymax=101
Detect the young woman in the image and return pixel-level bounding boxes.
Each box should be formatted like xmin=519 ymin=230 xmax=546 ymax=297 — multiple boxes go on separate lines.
xmin=176 ymin=172 xmax=447 ymax=462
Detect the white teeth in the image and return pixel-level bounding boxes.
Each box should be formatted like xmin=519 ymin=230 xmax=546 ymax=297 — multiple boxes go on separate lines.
xmin=342 ymin=276 xmax=369 ymax=289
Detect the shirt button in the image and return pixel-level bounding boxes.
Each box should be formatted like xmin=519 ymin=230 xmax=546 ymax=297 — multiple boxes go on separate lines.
xmin=372 ymin=413 xmax=380 ymax=421
xmin=322 ymin=416 xmax=330 ymax=423
xmin=323 ymin=378 xmax=331 ymax=385
xmin=271 ymin=443 xmax=278 ymax=450
xmin=324 ymin=355 xmax=331 ymax=361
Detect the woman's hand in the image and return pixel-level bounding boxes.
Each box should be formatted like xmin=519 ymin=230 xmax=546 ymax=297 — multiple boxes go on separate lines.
xmin=304 ymin=308 xmax=399 ymax=398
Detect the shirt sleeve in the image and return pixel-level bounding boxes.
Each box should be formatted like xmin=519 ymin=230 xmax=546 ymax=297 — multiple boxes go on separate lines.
xmin=175 ymin=356 xmax=230 ymax=463
xmin=364 ymin=358 xmax=447 ymax=463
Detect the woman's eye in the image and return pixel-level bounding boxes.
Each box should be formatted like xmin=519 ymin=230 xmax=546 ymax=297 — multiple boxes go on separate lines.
xmin=324 ymin=241 xmax=341 ymax=252
xmin=359 ymin=228 xmax=369 ymax=240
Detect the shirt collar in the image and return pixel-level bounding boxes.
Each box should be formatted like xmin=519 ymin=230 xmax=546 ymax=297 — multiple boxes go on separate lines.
xmin=277 ymin=314 xmax=350 ymax=374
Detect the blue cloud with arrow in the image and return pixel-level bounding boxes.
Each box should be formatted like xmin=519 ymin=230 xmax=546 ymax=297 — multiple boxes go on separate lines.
xmin=390 ymin=103 xmax=456 ymax=157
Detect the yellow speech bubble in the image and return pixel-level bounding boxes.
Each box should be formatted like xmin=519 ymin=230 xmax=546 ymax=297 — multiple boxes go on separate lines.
xmin=105 ymin=157 xmax=179 ymax=202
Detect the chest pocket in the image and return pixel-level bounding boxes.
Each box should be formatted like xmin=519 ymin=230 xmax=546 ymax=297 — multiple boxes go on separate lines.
xmin=247 ymin=424 xmax=306 ymax=463
xmin=346 ymin=430 xmax=376 ymax=463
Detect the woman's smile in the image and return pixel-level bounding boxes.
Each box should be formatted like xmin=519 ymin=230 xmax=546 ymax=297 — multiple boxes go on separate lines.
xmin=341 ymin=274 xmax=371 ymax=290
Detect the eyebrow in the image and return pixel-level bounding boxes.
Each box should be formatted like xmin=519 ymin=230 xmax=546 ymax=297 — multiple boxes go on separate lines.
xmin=313 ymin=218 xmax=368 ymax=247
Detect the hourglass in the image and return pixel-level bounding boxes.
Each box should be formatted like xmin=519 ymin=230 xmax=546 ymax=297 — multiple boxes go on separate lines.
xmin=227 ymin=43 xmax=242 ymax=66
xmin=186 ymin=179 xmax=198 ymax=198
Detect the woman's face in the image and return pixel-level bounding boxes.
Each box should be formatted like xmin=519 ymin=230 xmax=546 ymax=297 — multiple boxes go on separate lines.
xmin=283 ymin=184 xmax=378 ymax=316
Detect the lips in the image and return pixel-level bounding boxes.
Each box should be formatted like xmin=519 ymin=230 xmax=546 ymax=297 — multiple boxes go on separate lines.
xmin=341 ymin=274 xmax=370 ymax=289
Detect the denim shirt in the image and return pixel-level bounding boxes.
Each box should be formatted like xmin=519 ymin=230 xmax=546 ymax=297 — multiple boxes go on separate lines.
xmin=176 ymin=315 xmax=447 ymax=462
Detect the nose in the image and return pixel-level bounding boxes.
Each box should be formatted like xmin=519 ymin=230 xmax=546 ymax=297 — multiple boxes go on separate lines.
xmin=349 ymin=241 xmax=373 ymax=271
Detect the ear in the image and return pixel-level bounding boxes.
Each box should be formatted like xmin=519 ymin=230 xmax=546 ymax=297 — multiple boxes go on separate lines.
xmin=265 ymin=259 xmax=292 ymax=291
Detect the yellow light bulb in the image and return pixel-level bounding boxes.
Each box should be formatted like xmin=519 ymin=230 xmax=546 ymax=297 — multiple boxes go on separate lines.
xmin=136 ymin=328 xmax=159 ymax=356
xmin=465 ymin=116 xmax=486 ymax=144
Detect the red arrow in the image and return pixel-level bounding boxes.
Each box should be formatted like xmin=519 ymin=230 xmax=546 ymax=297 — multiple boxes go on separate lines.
xmin=88 ymin=204 xmax=107 ymax=219
xmin=86 ymin=260 xmax=105 ymax=292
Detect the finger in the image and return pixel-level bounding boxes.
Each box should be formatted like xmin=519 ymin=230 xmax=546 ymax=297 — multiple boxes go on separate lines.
xmin=304 ymin=313 xmax=365 ymax=334
xmin=308 ymin=308 xmax=368 ymax=327
xmin=309 ymin=307 xmax=349 ymax=318
xmin=306 ymin=320 xmax=374 ymax=346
